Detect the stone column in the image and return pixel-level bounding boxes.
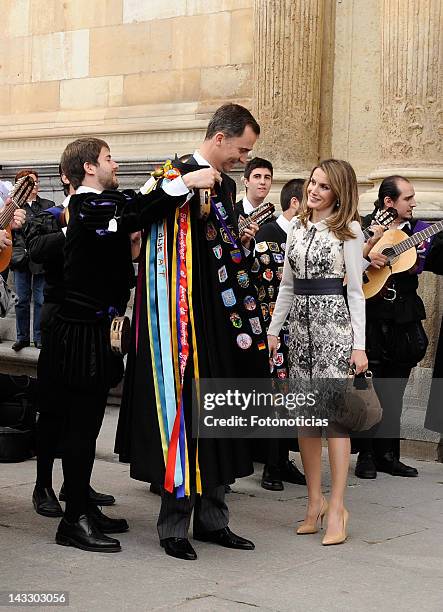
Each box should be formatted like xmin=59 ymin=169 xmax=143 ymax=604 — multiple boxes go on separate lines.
xmin=360 ymin=0 xmax=443 ymax=212
xmin=252 ymin=0 xmax=325 ymax=178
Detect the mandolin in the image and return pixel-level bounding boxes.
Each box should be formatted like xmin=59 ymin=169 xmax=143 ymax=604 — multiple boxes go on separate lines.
xmin=0 ymin=175 xmax=35 ymax=273
xmin=363 ymin=220 xmax=443 ymax=299
xmin=238 ymin=201 xmax=275 ymax=235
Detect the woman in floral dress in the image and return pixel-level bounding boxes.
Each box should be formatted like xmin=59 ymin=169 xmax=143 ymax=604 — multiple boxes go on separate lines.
xmin=268 ymin=159 xmax=367 ymax=545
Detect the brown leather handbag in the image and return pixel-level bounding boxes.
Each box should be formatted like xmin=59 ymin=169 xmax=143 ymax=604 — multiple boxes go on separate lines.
xmin=337 ymin=371 xmax=382 ymax=432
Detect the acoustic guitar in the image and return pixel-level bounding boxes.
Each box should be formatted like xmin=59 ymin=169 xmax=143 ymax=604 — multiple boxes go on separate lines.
xmin=363 ymin=220 xmax=443 ymax=298
xmin=0 ymin=175 xmax=35 ymax=273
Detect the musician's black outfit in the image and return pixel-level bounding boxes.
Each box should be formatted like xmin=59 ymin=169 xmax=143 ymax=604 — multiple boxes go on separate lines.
xmin=25 ymin=201 xmax=116 ymax=519
xmin=38 ymin=186 xmax=185 ymax=552
xmin=355 ymin=216 xmax=430 ymax=478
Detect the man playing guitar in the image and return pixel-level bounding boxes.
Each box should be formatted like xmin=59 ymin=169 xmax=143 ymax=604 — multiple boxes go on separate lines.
xmin=355 ymin=175 xmax=434 ymax=480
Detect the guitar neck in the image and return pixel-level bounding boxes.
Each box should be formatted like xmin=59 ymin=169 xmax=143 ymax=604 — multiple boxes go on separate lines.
xmin=238 ymin=203 xmax=273 ymax=233
xmin=393 ymin=221 xmax=443 ymax=255
xmin=0 ymin=199 xmax=19 ymax=230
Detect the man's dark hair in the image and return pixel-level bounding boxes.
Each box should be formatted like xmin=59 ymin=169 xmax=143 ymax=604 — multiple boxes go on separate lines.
xmin=60 ymin=137 xmax=109 ymax=189
xmin=243 ymin=157 xmax=273 ymax=180
xmin=15 ymin=168 xmax=38 ymax=182
xmin=205 ymin=103 xmax=260 ymax=140
xmin=58 ymin=163 xmax=70 ymax=197
xmin=280 ymin=178 xmax=305 ymax=212
xmin=375 ymin=175 xmax=410 ymax=209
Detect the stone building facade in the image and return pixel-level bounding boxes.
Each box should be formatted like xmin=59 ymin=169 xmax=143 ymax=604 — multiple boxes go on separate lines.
xmin=1 ymin=0 xmax=442 ymax=447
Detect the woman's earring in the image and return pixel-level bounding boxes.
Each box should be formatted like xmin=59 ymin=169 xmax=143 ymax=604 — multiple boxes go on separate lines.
xmin=335 ymin=199 xmax=341 ymax=208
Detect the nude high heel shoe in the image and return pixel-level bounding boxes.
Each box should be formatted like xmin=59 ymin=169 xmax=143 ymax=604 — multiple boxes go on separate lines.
xmin=296 ymin=497 xmax=328 ymax=535
xmin=322 ymin=508 xmax=349 ymax=545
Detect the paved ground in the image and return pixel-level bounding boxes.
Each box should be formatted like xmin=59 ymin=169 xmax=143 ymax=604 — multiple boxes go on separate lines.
xmin=1 ymin=406 xmax=442 ymax=612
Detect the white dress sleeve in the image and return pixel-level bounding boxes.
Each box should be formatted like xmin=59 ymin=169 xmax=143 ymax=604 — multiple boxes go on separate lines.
xmin=344 ymin=221 xmax=366 ymax=350
xmin=267 ymin=220 xmax=296 ymax=337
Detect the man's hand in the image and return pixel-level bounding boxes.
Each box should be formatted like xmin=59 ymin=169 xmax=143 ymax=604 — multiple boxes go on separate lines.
xmin=368 ymin=251 xmax=388 ymax=269
xmin=11 ymin=208 xmax=26 ymax=230
xmin=240 ymin=221 xmax=259 ymax=250
xmin=182 ymin=168 xmax=221 ymax=190
xmin=0 ymin=229 xmax=12 ymax=251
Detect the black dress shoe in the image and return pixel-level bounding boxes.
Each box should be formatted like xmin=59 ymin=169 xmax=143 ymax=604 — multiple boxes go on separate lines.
xmin=59 ymin=484 xmax=116 ymax=506
xmin=32 ymin=486 xmax=64 ymax=517
xmin=355 ymin=451 xmax=377 ymax=479
xmin=34 ymin=341 xmax=43 ymax=349
xmin=160 ymin=537 xmax=197 ymax=560
xmin=261 ymin=465 xmax=284 ymax=491
xmin=88 ymin=505 xmax=129 ymax=534
xmin=149 ymin=483 xmax=161 ymax=496
xmin=279 ymin=459 xmax=306 ymax=485
xmin=12 ymin=340 xmax=30 ymax=351
xmin=56 ymin=515 xmax=121 ymax=552
xmin=375 ymin=452 xmax=418 ymax=477
xmin=193 ymin=526 xmax=255 ymax=550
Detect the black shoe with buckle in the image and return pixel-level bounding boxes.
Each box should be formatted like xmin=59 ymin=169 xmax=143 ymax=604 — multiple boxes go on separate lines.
xmin=160 ymin=537 xmax=197 ymax=560
xmin=12 ymin=340 xmax=30 ymax=351
xmin=193 ymin=526 xmax=255 ymax=550
xmin=279 ymin=459 xmax=306 ymax=485
xmin=32 ymin=486 xmax=64 ymax=517
xmin=59 ymin=484 xmax=116 ymax=506
xmin=355 ymin=451 xmax=377 ymax=479
xmin=56 ymin=515 xmax=121 ymax=552
xmin=375 ymin=451 xmax=418 ymax=477
xmin=88 ymin=505 xmax=129 ymax=534
xmin=261 ymin=465 xmax=284 ymax=491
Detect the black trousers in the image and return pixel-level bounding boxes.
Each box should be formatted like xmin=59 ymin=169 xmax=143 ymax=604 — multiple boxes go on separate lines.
xmin=357 ymin=362 xmax=412 ymax=459
xmin=60 ymin=387 xmax=109 ymax=521
xmin=157 ymin=485 xmax=229 ymax=540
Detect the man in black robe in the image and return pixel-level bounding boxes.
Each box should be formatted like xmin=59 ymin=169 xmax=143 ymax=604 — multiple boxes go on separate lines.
xmin=25 ymin=169 xmax=120 ymax=520
xmin=251 ymin=179 xmax=306 ymax=491
xmin=40 ymin=137 xmax=218 ymax=553
xmin=116 ymin=104 xmax=270 ymax=560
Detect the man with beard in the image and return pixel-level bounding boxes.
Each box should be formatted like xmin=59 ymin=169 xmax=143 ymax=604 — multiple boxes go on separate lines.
xmin=40 ymin=137 xmax=217 ymax=553
xmin=116 ymin=104 xmax=269 ymax=560
xmin=355 ymin=176 xmax=438 ymax=479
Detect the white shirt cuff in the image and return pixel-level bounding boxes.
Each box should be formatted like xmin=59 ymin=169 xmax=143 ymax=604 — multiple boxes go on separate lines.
xmin=162 ymin=176 xmax=190 ymax=197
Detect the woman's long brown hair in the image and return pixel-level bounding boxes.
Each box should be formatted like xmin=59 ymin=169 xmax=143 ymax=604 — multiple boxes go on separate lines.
xmin=298 ymin=159 xmax=360 ymax=241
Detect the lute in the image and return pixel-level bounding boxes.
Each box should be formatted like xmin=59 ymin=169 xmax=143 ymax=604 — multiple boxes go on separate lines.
xmin=363 ymin=220 xmax=443 ymax=299
xmin=0 ymin=175 xmax=35 ymax=273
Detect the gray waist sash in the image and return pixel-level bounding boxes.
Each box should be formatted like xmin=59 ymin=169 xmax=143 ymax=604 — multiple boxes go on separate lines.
xmin=293 ymin=278 xmax=344 ymax=295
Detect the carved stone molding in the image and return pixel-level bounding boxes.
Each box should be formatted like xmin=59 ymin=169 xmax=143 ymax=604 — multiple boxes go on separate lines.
xmin=252 ymin=0 xmax=325 ymax=173
xmin=380 ymin=0 xmax=443 ymax=165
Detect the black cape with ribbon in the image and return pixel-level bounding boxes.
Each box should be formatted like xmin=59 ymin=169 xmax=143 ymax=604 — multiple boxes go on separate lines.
xmin=116 ymin=157 xmax=270 ymax=489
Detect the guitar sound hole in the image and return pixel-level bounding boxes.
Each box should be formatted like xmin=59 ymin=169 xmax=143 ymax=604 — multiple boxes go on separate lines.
xmin=381 ymin=247 xmax=395 ymax=258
